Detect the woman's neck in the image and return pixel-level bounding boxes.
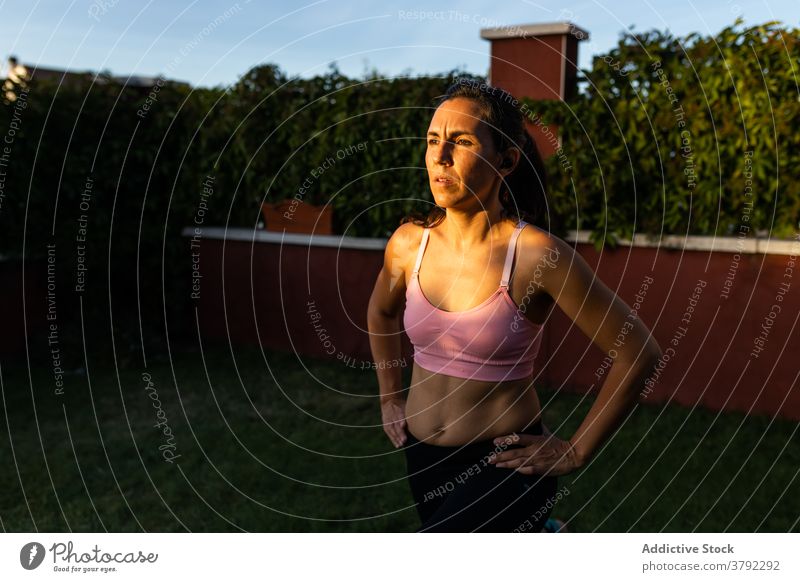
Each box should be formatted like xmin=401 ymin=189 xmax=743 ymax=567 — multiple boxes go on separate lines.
xmin=440 ymin=209 xmax=514 ymax=252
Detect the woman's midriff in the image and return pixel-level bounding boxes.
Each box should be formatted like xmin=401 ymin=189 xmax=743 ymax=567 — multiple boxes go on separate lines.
xmin=405 ymin=362 xmax=542 ymax=446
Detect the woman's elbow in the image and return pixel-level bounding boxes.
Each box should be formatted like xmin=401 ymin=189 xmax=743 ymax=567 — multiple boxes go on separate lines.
xmin=642 ymin=338 xmax=663 ymax=365
xmin=619 ymin=338 xmax=662 ymax=368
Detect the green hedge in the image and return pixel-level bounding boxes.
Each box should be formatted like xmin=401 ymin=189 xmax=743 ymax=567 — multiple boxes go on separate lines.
xmin=535 ymin=18 xmax=800 ymax=247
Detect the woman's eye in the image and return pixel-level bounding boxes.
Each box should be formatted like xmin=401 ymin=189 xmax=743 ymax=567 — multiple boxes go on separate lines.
xmin=427 ymin=138 xmax=471 ymax=146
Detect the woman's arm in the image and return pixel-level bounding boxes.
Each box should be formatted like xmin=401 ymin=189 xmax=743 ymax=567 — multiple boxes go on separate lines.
xmin=367 ymin=223 xmax=416 ymax=446
xmin=537 ymin=234 xmax=663 ymax=467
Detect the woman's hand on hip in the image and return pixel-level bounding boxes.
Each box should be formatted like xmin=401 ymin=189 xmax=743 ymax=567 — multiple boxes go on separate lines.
xmin=487 ymin=432 xmax=582 ymax=476
xmin=381 ymin=398 xmax=407 ymax=448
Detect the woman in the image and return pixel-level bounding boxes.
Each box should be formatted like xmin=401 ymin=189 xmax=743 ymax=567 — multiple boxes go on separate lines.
xmin=367 ymin=79 xmax=662 ymax=533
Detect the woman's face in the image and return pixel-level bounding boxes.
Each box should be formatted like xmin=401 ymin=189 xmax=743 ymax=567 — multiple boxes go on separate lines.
xmin=425 ymin=97 xmax=507 ymax=212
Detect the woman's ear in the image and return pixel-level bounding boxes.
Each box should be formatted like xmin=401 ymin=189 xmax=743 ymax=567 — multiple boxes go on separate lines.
xmin=498 ymin=148 xmax=521 ymax=176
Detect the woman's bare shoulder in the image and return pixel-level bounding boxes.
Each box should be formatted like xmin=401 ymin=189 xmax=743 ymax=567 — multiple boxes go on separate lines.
xmin=516 ymin=225 xmax=580 ymax=278
xmin=518 ymin=224 xmax=572 ymax=256
xmin=383 ymin=222 xmax=425 ymax=273
xmin=517 ymin=224 xmax=603 ymax=299
xmin=388 ymin=221 xmax=424 ymax=252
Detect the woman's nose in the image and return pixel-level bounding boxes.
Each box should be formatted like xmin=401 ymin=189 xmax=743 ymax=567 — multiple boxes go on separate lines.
xmin=434 ymin=145 xmax=453 ymax=165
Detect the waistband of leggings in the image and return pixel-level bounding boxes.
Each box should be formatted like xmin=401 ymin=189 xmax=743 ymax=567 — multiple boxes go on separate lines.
xmin=404 ymin=419 xmax=544 ymax=462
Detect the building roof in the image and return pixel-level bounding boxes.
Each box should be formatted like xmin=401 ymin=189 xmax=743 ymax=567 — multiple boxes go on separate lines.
xmin=4 ymin=59 xmax=189 ymax=87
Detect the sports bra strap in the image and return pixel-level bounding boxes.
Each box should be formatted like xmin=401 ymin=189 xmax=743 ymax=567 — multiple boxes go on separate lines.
xmin=500 ymin=221 xmax=527 ymax=288
xmin=412 ymin=228 xmax=430 ymax=275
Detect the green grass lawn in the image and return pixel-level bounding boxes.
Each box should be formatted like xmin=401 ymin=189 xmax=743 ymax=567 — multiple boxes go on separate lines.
xmin=1 ymin=342 xmax=797 ymax=532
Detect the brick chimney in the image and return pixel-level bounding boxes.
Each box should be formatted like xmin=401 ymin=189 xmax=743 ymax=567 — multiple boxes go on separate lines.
xmin=480 ymin=22 xmax=589 ymax=157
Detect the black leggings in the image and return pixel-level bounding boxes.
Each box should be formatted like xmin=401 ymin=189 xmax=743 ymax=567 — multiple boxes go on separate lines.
xmin=402 ymin=420 xmax=558 ymax=532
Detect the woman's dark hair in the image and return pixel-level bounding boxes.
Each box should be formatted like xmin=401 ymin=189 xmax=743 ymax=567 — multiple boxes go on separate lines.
xmin=402 ymin=77 xmax=547 ymax=228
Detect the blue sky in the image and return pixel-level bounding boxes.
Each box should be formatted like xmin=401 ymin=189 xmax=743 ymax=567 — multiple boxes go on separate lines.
xmin=0 ymin=0 xmax=797 ymax=87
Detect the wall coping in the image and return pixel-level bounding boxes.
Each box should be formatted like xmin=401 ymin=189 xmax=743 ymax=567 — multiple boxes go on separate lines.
xmin=181 ymin=226 xmax=800 ymax=256
xmin=480 ymin=21 xmax=590 ymax=41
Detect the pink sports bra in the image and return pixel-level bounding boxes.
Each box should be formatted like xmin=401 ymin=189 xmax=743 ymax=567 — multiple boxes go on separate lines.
xmin=403 ymin=220 xmax=544 ymax=382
